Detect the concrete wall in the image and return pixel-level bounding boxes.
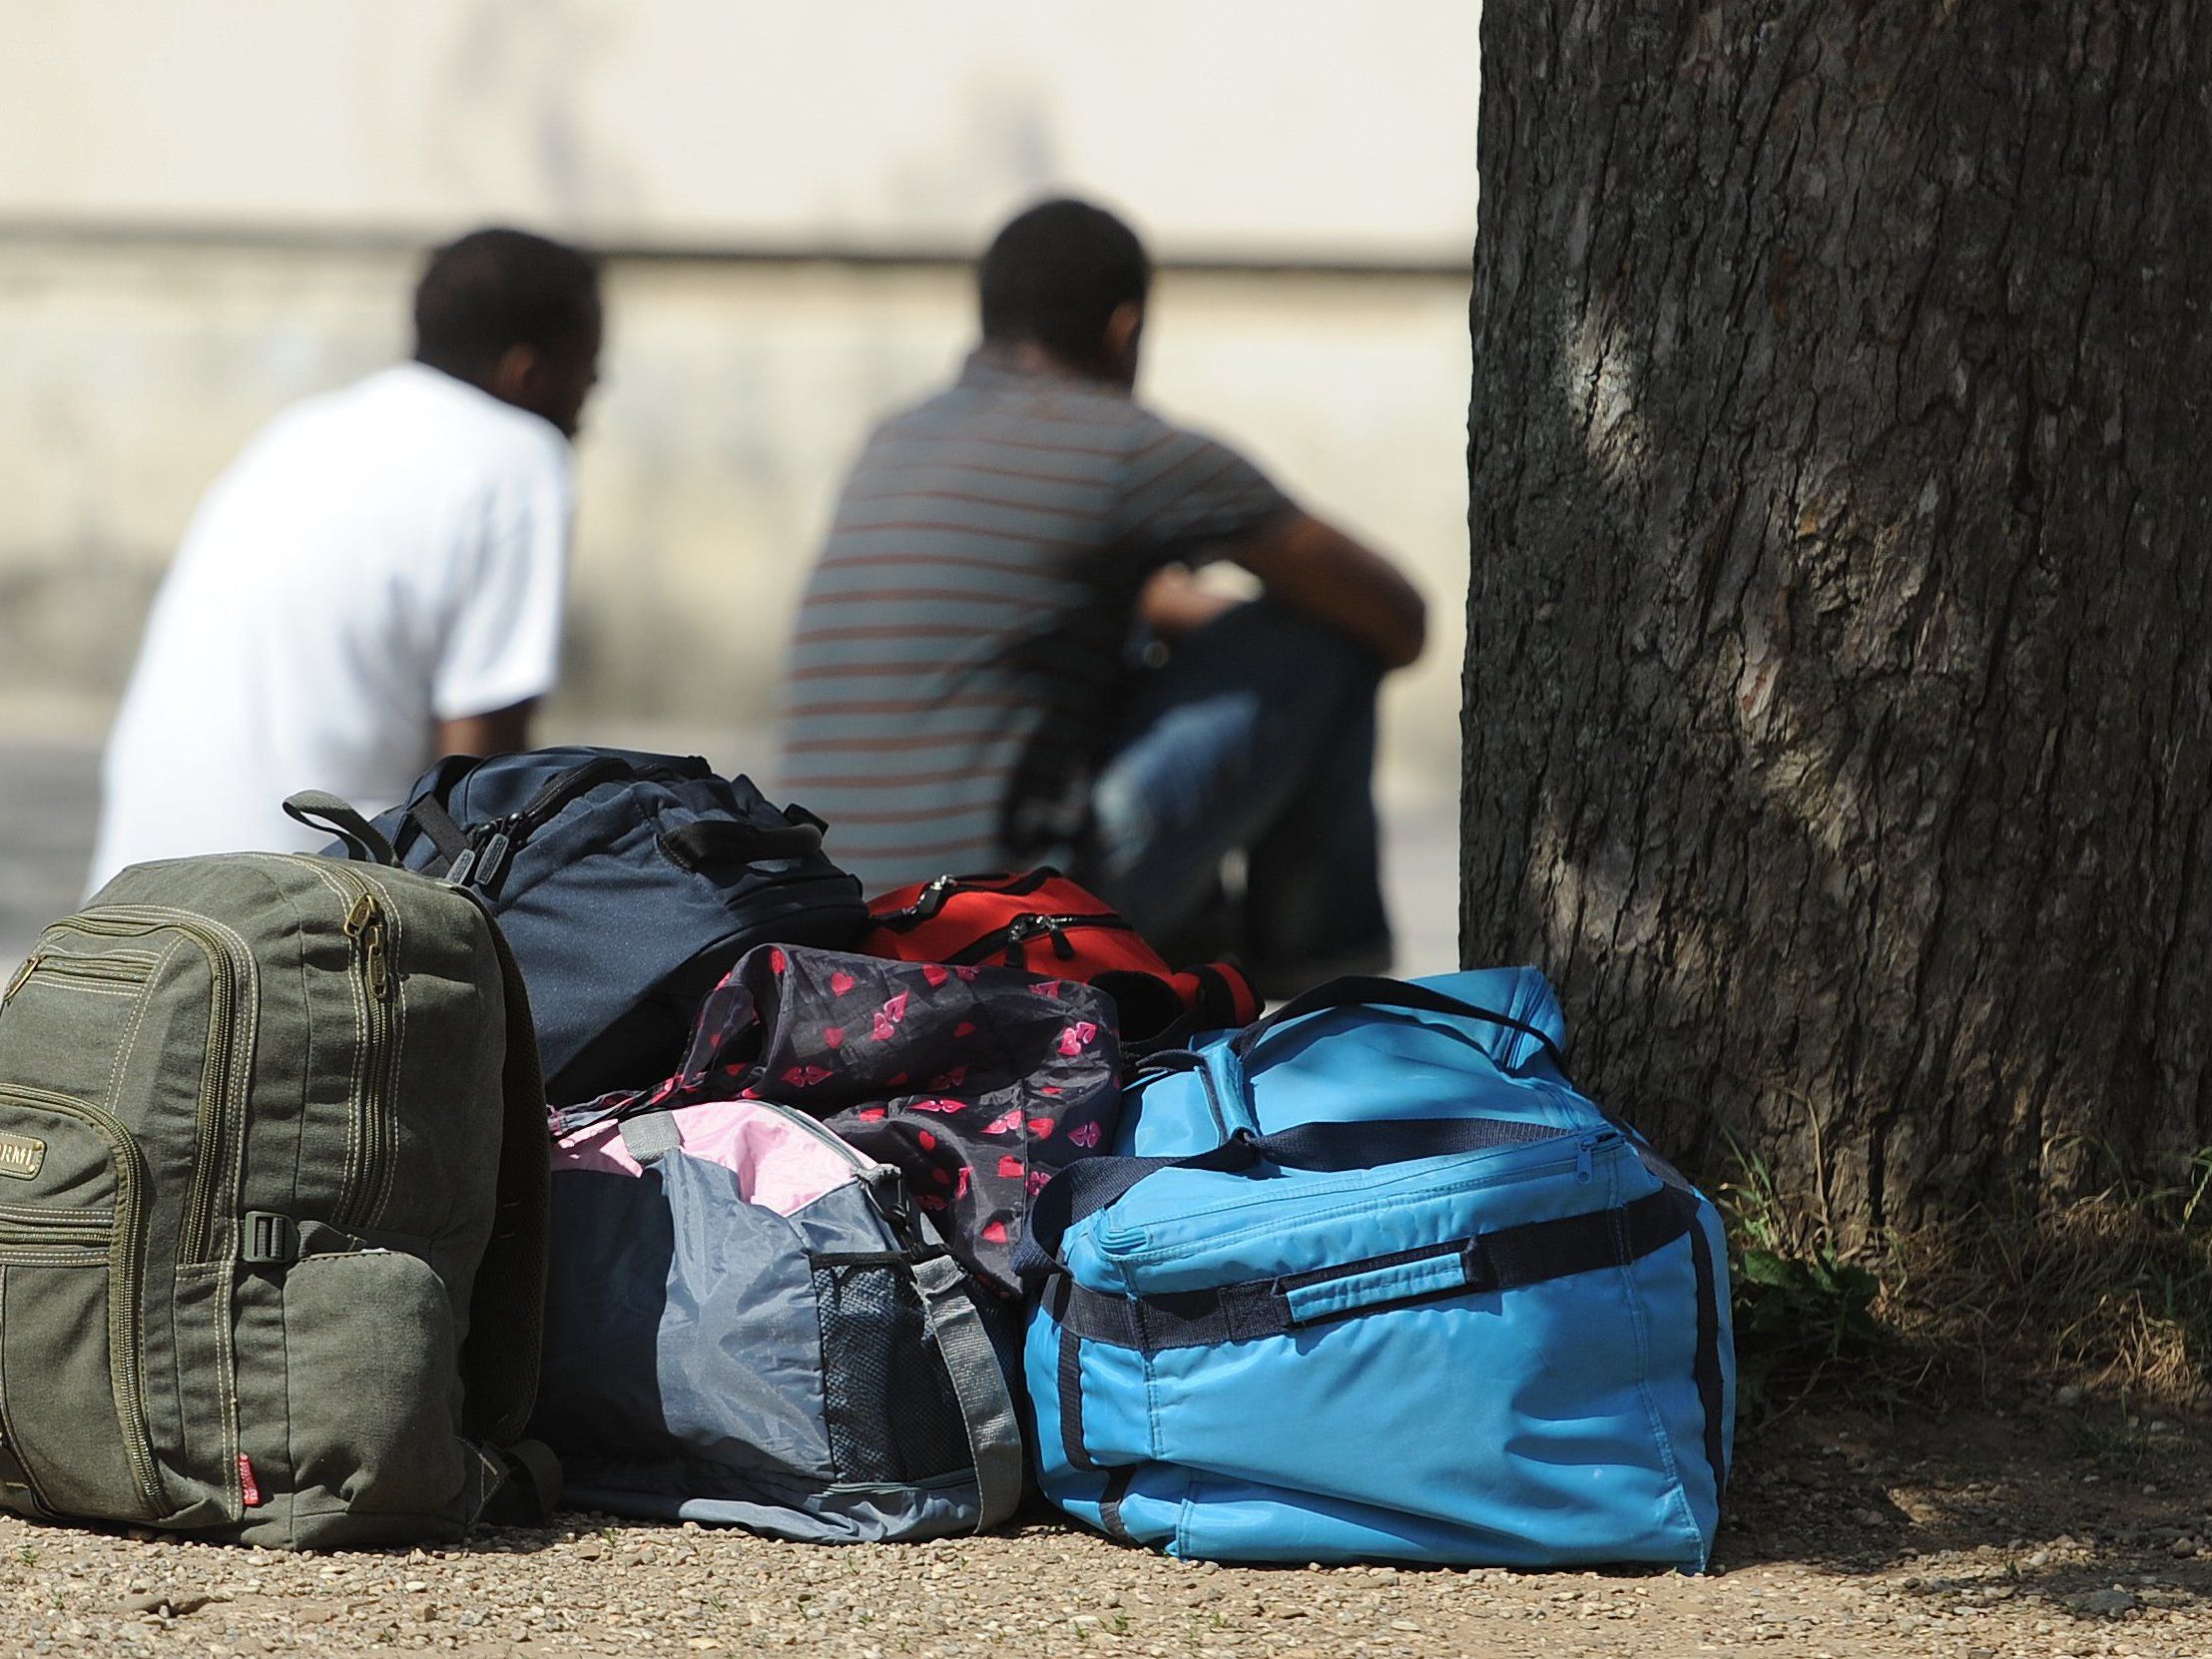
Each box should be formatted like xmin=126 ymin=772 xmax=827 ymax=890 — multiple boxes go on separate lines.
xmin=0 ymin=237 xmax=1472 ymax=787
xmin=1 ymin=0 xmax=1477 ymax=262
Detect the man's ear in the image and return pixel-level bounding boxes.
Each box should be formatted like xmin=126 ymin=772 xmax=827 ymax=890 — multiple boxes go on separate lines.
xmin=1102 ymin=300 xmax=1144 ymax=386
xmin=485 ymin=341 xmax=543 ymax=408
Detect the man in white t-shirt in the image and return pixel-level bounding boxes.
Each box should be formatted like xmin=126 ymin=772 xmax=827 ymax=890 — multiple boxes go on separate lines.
xmin=90 ymin=228 xmax=603 ymax=890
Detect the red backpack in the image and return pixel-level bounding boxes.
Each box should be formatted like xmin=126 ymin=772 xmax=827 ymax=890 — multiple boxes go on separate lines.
xmin=861 ymin=869 xmax=1259 ymax=1048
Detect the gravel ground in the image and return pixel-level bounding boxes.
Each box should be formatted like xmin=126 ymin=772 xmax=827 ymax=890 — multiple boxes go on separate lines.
xmin=3 ymin=1405 xmax=2210 ymax=1657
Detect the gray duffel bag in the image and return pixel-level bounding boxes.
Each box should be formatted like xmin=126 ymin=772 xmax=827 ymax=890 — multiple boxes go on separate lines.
xmin=532 ymin=1091 xmax=1024 ymax=1542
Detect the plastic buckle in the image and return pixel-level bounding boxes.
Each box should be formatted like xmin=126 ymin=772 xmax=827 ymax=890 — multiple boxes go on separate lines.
xmin=240 ymin=1212 xmax=300 ymax=1268
xmin=862 ymin=1167 xmax=918 ymax=1242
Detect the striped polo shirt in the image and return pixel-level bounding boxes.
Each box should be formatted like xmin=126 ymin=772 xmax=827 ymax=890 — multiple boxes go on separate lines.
xmin=779 ymin=348 xmax=1294 ymax=893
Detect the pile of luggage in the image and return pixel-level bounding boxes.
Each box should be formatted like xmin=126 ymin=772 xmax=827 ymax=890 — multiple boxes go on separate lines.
xmin=0 ymin=747 xmax=1733 ymax=1565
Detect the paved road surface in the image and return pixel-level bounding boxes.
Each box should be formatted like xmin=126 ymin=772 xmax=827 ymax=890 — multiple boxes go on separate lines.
xmin=0 ymin=735 xmax=1460 ymax=981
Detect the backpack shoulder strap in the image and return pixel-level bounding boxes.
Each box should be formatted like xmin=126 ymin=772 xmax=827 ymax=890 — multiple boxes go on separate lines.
xmin=459 ymin=912 xmax=551 ymax=1445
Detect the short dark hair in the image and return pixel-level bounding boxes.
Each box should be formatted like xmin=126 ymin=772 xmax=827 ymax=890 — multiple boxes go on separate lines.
xmin=978 ymin=199 xmax=1151 ymax=362
xmin=412 ymin=228 xmax=600 ymax=379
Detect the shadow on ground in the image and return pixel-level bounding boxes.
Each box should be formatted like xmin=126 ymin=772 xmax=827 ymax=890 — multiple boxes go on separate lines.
xmin=1722 ymin=1400 xmax=2212 ymax=1620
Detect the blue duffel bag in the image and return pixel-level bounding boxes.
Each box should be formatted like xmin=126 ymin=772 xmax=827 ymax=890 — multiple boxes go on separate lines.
xmin=1017 ymin=970 xmax=1734 ymax=1568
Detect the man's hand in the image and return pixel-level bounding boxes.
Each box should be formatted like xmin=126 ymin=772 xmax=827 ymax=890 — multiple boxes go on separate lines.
xmin=1228 ymin=513 xmax=1427 ymax=669
xmin=434 ymin=698 xmax=536 ymax=762
xmin=1138 ymin=566 xmax=1245 ymax=639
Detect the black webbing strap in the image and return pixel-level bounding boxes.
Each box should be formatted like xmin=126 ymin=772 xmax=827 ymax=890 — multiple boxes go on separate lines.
xmin=458 ymin=914 xmax=552 ymax=1446
xmin=1620 ymin=1137 xmax=1732 ymax=1498
xmin=659 ymin=817 xmax=825 ymax=871
xmin=1014 ymin=1116 xmax=1570 ymax=1288
xmin=480 ymin=1437 xmax=563 ymax=1524
xmin=1042 ymin=1184 xmax=1699 ymax=1354
xmin=1230 ymin=975 xmax=1567 ymax=1072
xmin=403 ymin=795 xmax=473 ymax=875
xmin=1097 ymin=1465 xmax=1138 ymax=1544
xmin=1056 ymin=1322 xmax=1095 ymax=1470
xmin=1186 ymin=960 xmax=1255 ymax=1027
xmin=1687 ymin=1216 xmax=1730 ymax=1495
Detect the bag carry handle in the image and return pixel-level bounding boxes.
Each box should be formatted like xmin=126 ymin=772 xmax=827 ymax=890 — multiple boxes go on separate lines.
xmin=1014 ymin=1115 xmax=1572 ymax=1287
xmin=1230 ymin=974 xmax=1567 ymax=1071
xmin=1044 ymin=1182 xmax=1698 ymax=1352
xmin=659 ymin=816 xmax=824 ymax=871
xmin=282 ymin=792 xmax=398 ymax=867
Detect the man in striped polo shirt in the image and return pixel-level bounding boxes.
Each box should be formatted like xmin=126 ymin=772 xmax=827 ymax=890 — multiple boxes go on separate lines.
xmin=779 ymin=199 xmax=1426 ymax=992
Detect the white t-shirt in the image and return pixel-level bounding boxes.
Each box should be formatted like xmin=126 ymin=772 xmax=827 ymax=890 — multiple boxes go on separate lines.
xmin=90 ymin=363 xmax=575 ymax=890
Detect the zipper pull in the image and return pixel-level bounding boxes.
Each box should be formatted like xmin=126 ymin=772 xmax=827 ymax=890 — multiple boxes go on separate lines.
xmin=345 ymin=894 xmax=395 ymax=999
xmin=915 ymin=872 xmax=958 ymax=920
xmin=1046 ymin=920 xmax=1077 ymax=961
xmin=1575 ymin=1134 xmax=1598 ymax=1185
xmin=470 ymin=823 xmax=517 ymax=891
xmin=2 ymin=953 xmax=40 ymax=1006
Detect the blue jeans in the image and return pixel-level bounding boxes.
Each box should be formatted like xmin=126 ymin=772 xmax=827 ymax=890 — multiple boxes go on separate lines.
xmin=1074 ymin=598 xmax=1390 ymax=977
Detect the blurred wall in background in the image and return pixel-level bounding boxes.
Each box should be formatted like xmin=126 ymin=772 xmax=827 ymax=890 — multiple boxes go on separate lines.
xmin=0 ymin=0 xmax=1479 ymax=787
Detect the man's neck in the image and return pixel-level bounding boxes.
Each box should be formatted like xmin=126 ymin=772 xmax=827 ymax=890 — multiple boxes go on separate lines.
xmin=973 ymin=338 xmax=1124 ymax=389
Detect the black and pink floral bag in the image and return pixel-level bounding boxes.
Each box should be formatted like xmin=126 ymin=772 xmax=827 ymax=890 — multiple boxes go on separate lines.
xmin=553 ymin=944 xmax=1123 ymax=1296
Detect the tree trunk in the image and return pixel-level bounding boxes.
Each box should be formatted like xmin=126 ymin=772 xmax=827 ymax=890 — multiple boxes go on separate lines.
xmin=1462 ymin=1 xmax=2212 ymax=1241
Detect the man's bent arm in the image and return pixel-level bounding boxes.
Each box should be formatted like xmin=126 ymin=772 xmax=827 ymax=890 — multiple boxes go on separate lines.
xmin=435 ymin=698 xmax=536 ymax=762
xmin=1229 ymin=513 xmax=1427 ymax=669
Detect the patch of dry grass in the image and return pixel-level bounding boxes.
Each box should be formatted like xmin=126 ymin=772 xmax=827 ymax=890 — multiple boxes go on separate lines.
xmin=1884 ymin=1170 xmax=2212 ymax=1412
xmin=1719 ymin=1138 xmax=2212 ymax=1418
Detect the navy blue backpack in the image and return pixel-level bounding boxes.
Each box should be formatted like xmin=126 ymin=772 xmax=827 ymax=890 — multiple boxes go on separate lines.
xmin=293 ymin=748 xmax=867 ymax=1104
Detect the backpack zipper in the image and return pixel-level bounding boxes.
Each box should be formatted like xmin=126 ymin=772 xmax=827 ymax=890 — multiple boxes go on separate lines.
xmin=0 ymin=1085 xmax=167 ymax=1519
xmin=870 ymin=868 xmax=1062 ymax=929
xmin=0 ymin=1200 xmax=114 ymax=1230
xmin=948 ymin=911 xmax=1136 ymax=968
xmin=57 ymin=910 xmax=251 ymax=1268
xmin=330 ymin=871 xmax=398 ymax=1230
xmin=449 ymin=756 xmax=689 ymax=889
xmin=2 ymin=952 xmax=158 ymax=1005
xmin=0 ymin=1217 xmax=113 ymax=1250
xmin=237 ymin=854 xmax=401 ymax=1233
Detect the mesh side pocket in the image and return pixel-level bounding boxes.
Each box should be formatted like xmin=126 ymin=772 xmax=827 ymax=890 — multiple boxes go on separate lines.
xmin=809 ymin=1254 xmax=971 ymax=1484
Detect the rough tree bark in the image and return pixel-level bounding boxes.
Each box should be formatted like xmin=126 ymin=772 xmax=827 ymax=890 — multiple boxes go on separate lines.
xmin=1463 ymin=1 xmax=2212 ymax=1240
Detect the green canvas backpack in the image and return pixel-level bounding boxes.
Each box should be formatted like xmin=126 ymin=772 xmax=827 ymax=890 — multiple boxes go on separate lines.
xmin=0 ymin=812 xmax=551 ymax=1548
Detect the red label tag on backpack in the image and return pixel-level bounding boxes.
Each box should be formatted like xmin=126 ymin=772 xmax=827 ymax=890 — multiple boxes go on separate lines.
xmin=238 ymin=1454 xmax=263 ymax=1508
